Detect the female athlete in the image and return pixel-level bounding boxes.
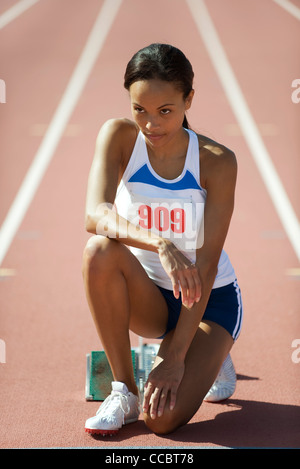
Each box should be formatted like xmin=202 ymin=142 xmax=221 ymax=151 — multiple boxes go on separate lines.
xmin=82 ymin=43 xmax=243 ymax=436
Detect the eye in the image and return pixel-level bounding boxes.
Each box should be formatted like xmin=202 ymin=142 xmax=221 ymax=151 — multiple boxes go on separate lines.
xmin=160 ymin=108 xmax=171 ymax=115
xmin=133 ymin=106 xmax=145 ymax=113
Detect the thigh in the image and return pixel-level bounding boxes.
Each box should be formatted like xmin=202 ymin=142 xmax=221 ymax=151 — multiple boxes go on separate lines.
xmin=203 ymin=281 xmax=243 ymax=342
xmin=126 ymin=254 xmax=170 ymax=339
xmin=85 ymin=235 xmax=169 ymax=339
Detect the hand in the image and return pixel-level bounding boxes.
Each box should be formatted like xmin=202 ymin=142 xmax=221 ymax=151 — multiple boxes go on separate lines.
xmin=157 ymin=240 xmax=201 ymax=308
xmin=143 ymin=358 xmax=185 ymax=419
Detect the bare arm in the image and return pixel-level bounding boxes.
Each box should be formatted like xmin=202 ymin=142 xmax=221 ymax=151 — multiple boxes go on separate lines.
xmin=85 ymin=118 xmax=163 ymax=251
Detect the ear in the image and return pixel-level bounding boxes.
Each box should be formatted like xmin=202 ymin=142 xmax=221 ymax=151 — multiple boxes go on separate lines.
xmin=185 ymin=89 xmax=195 ymax=111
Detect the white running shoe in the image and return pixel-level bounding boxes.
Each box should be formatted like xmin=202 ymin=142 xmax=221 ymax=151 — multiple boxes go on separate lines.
xmin=204 ymin=354 xmax=236 ymax=403
xmin=85 ymin=381 xmax=140 ymax=436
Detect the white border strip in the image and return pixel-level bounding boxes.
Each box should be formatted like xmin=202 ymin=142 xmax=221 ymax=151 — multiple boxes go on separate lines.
xmin=0 ymin=0 xmax=123 ymax=266
xmin=273 ymin=0 xmax=300 ymax=20
xmin=187 ymin=0 xmax=300 ymax=262
xmin=0 ymin=0 xmax=40 ymax=30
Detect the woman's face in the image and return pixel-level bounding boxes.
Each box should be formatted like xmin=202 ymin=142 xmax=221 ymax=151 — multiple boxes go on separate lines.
xmin=129 ymin=79 xmax=194 ymax=148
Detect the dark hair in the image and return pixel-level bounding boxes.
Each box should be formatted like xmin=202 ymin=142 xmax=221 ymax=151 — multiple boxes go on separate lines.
xmin=124 ymin=43 xmax=194 ymax=128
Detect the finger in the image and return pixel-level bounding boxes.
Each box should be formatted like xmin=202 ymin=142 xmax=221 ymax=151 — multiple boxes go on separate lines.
xmin=179 ymin=270 xmax=194 ymax=308
xmin=171 ymin=272 xmax=180 ymax=299
xmin=157 ymin=387 xmax=169 ymax=418
xmin=149 ymin=387 xmax=161 ymax=419
xmin=169 ymin=386 xmax=177 ymax=411
xmin=188 ymin=263 xmax=202 ymax=304
xmin=143 ymin=381 xmax=154 ymax=413
xmin=177 ymin=271 xmax=188 ymax=306
xmin=183 ymin=264 xmax=201 ymax=307
xmin=186 ymin=271 xmax=196 ymax=308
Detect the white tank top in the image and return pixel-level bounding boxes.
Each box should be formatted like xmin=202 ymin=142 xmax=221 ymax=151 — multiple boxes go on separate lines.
xmin=115 ymin=128 xmax=236 ymax=290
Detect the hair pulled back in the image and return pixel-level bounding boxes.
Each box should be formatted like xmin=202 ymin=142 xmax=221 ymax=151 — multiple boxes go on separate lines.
xmin=124 ymin=43 xmax=194 ymax=128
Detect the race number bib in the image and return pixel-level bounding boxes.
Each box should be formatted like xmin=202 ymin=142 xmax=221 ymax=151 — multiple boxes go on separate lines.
xmin=127 ymin=194 xmax=204 ymax=251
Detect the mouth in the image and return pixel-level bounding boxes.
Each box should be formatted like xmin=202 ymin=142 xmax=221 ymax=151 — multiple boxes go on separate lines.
xmin=145 ymin=133 xmax=164 ymax=142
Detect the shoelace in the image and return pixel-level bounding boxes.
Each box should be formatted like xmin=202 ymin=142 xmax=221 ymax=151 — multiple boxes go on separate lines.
xmin=96 ymin=391 xmax=130 ymax=424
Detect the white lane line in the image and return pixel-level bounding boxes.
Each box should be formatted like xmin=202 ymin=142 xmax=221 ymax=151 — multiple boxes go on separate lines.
xmin=186 ymin=0 xmax=300 ymax=262
xmin=0 ymin=0 xmax=123 ymax=266
xmin=0 ymin=0 xmax=40 ymax=30
xmin=273 ymin=0 xmax=300 ymax=20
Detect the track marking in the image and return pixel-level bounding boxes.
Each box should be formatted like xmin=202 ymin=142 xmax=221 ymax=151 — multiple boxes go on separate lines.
xmin=225 ymin=123 xmax=278 ymax=137
xmin=186 ymin=0 xmax=300 ymax=262
xmin=30 ymin=123 xmax=82 ymax=137
xmin=0 ymin=268 xmax=16 ymax=277
xmin=273 ymin=0 xmax=300 ymax=20
xmin=0 ymin=0 xmax=40 ymax=30
xmin=285 ymin=268 xmax=300 ymax=277
xmin=0 ymin=0 xmax=123 ymax=266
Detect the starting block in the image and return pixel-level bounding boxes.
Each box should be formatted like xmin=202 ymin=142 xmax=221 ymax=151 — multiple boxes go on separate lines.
xmin=85 ymin=343 xmax=159 ymax=401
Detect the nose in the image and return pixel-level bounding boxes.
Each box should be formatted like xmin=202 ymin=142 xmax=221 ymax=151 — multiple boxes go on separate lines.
xmin=145 ymin=116 xmax=160 ymax=131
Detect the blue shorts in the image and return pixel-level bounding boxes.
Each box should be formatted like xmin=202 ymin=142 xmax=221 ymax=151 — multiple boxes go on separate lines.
xmin=157 ymin=280 xmax=243 ymax=341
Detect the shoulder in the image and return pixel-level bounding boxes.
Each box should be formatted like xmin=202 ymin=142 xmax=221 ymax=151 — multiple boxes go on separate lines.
xmin=195 ymin=133 xmax=237 ymax=190
xmin=95 ymin=118 xmax=138 ymax=149
xmin=94 ymin=118 xmax=139 ymax=169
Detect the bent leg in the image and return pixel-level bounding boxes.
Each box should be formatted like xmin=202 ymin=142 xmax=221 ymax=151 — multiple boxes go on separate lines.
xmin=143 ymin=320 xmax=234 ymax=434
xmin=82 ymin=235 xmax=169 ymax=395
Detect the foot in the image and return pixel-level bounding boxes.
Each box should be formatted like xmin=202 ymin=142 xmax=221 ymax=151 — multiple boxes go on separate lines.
xmin=204 ymin=354 xmax=236 ymax=403
xmin=85 ymin=381 xmax=140 ymax=435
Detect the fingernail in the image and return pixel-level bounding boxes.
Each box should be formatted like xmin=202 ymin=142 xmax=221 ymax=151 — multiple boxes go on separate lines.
xmin=157 ymin=410 xmax=162 ymax=417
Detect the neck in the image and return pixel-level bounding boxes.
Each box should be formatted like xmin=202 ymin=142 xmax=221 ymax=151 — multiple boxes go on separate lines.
xmin=146 ymin=127 xmax=189 ymax=161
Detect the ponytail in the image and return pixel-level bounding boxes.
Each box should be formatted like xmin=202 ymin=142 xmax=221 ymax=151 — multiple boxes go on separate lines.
xmin=182 ymin=114 xmax=189 ymax=129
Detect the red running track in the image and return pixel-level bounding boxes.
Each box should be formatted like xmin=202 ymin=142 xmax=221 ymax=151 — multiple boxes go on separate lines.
xmin=0 ymin=0 xmax=299 ymax=449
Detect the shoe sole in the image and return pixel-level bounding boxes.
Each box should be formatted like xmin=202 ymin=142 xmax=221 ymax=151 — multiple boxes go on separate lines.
xmin=85 ymin=428 xmax=119 ymax=436
xmin=85 ymin=416 xmax=139 ymax=436
xmin=203 ymin=394 xmax=234 ymax=403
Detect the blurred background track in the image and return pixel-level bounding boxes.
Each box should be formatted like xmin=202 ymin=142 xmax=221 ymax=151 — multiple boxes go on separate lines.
xmin=0 ymin=0 xmax=299 ymax=448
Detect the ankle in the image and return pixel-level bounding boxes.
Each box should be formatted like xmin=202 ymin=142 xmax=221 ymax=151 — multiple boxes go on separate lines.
xmin=129 ymin=384 xmax=139 ymax=396
xmin=113 ymin=380 xmax=139 ymax=397
xmin=125 ymin=382 xmax=139 ymax=396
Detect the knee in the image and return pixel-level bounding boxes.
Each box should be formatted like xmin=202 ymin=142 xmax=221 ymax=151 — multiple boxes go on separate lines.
xmin=143 ymin=408 xmax=188 ymax=436
xmin=82 ymin=236 xmax=117 ymax=280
